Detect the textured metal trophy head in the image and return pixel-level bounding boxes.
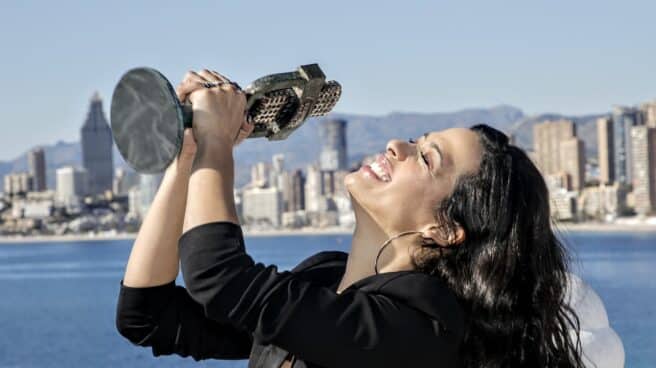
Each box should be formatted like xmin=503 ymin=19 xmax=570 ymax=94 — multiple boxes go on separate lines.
xmin=110 ymin=64 xmax=341 ymax=173
xmin=110 ymin=67 xmax=185 ymax=174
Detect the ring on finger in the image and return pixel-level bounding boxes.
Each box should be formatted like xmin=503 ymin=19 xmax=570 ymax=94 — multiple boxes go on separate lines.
xmin=202 ymin=81 xmax=226 ymax=89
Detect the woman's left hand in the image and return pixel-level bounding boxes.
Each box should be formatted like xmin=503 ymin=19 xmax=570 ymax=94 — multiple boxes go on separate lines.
xmin=176 ymin=69 xmax=254 ymax=151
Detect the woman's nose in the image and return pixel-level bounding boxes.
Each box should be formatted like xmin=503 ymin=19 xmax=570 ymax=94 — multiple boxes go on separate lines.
xmin=386 ymin=139 xmax=410 ymax=161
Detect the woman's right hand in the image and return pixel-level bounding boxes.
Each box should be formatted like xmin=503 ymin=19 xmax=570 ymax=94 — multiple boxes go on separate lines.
xmin=175 ymin=69 xmax=255 ymax=149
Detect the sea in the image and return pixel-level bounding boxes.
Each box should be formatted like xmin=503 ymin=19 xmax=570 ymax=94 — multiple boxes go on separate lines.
xmin=0 ymin=230 xmax=654 ymax=367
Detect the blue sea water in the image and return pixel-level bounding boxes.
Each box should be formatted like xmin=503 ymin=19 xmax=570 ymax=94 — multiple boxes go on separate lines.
xmin=0 ymin=231 xmax=653 ymax=367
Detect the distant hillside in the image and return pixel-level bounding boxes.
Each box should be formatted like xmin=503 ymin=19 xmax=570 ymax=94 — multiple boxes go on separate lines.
xmin=0 ymin=141 xmax=128 ymax=191
xmin=508 ymin=113 xmax=606 ymax=158
xmin=0 ymin=105 xmax=606 ymax=189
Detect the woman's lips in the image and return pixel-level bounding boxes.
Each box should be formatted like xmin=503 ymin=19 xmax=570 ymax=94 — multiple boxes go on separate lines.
xmin=375 ymin=154 xmax=392 ymax=178
xmin=360 ymin=164 xmax=389 ymax=182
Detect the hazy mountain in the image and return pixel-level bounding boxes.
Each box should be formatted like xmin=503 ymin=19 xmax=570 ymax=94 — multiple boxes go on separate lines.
xmin=508 ymin=113 xmax=606 ymax=158
xmin=0 ymin=105 xmax=606 ymax=190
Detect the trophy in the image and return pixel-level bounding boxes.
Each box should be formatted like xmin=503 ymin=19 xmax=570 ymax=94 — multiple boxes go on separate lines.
xmin=110 ymin=64 xmax=341 ymax=173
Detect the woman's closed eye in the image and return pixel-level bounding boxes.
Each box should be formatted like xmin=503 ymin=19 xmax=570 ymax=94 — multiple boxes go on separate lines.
xmin=408 ymin=138 xmax=430 ymax=168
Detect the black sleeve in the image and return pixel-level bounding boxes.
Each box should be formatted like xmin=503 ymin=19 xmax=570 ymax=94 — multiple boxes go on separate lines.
xmin=179 ymin=221 xmax=455 ymax=368
xmin=115 ymin=280 xmax=252 ymax=361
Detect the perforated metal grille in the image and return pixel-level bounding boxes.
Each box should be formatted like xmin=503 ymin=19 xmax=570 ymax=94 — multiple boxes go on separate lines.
xmin=251 ymin=89 xmax=293 ymax=124
xmin=309 ymin=81 xmax=342 ymax=117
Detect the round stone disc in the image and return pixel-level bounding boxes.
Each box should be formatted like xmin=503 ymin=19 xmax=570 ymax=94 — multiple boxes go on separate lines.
xmin=110 ymin=67 xmax=183 ymax=173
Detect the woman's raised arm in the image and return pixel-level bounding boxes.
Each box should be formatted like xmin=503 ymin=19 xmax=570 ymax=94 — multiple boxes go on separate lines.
xmin=121 ymin=128 xmax=197 ymax=287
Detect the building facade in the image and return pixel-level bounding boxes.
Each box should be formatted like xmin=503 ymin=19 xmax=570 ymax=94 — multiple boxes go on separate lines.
xmin=319 ymin=119 xmax=348 ymax=171
xmin=81 ymin=92 xmax=114 ymax=195
xmin=28 ymin=148 xmax=46 ymax=191
xmin=288 ymin=169 xmax=306 ymax=212
xmin=55 ymin=166 xmax=88 ymax=207
xmin=242 ymin=186 xmax=283 ymax=228
xmin=612 ymin=106 xmax=644 ymax=184
xmin=560 ymin=138 xmax=586 ymax=191
xmin=533 ymin=119 xmax=585 ymax=190
xmin=3 ymin=172 xmax=34 ymax=196
xmin=533 ymin=119 xmax=576 ymax=175
xmin=597 ymin=117 xmax=615 ymax=185
xmin=630 ymin=126 xmax=656 ymax=216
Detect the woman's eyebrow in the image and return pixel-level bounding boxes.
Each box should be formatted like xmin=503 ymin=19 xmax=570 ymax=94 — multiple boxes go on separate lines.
xmin=422 ymin=132 xmax=444 ymax=162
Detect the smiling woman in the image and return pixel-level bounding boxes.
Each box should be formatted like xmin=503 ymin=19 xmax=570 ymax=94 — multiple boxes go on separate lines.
xmin=115 ymin=68 xmax=587 ymax=368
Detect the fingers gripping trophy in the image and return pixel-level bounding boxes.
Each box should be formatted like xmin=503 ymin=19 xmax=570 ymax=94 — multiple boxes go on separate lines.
xmin=110 ymin=64 xmax=342 ymax=173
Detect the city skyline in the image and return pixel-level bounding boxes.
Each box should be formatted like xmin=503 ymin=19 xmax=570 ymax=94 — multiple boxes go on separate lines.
xmin=1 ymin=1 xmax=656 ymax=160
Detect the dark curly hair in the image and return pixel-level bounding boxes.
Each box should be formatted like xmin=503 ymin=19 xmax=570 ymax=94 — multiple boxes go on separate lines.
xmin=411 ymin=124 xmax=584 ymax=367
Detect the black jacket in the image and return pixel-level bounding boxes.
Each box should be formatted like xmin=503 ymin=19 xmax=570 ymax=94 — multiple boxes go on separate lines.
xmin=116 ymin=221 xmax=465 ymax=367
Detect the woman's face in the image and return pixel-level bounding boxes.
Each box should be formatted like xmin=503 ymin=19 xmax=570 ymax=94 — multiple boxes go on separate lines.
xmin=345 ymin=128 xmax=483 ymax=234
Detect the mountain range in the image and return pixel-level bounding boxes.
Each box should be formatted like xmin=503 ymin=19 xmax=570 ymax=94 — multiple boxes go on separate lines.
xmin=0 ymin=105 xmax=605 ymax=190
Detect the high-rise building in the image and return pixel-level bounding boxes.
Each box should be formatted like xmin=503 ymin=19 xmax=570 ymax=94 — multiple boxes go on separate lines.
xmin=533 ymin=119 xmax=585 ymax=190
xmin=560 ymin=138 xmax=586 ymax=191
xmin=640 ymin=100 xmax=656 ymax=128
xmin=269 ymin=154 xmax=288 ymax=196
xmin=304 ymin=164 xmax=322 ymax=212
xmin=242 ymin=187 xmax=283 ymax=227
xmin=251 ymin=162 xmax=270 ymax=188
xmin=597 ymin=117 xmax=615 ymax=185
xmin=113 ymin=168 xmax=139 ymax=196
xmin=333 ymin=170 xmax=350 ymax=197
xmin=55 ymin=166 xmax=88 ymax=206
xmin=579 ymin=183 xmax=629 ymax=220
xmin=612 ymin=106 xmax=645 ymax=184
xmin=319 ymin=119 xmax=348 ymax=171
xmin=533 ymin=119 xmax=576 ymax=175
xmin=288 ymin=169 xmax=306 ymax=211
xmin=630 ymin=126 xmax=656 ymax=216
xmin=28 ymin=148 xmax=46 ymax=191
xmin=321 ymin=170 xmax=335 ymax=196
xmin=81 ymin=92 xmax=114 ymax=195
xmin=3 ymin=172 xmax=34 ymax=196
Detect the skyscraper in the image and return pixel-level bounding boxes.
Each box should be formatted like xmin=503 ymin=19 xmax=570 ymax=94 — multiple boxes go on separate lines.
xmin=242 ymin=187 xmax=283 ymax=227
xmin=3 ymin=172 xmax=34 ymax=196
xmin=533 ymin=119 xmax=576 ymax=175
xmin=28 ymin=148 xmax=46 ymax=191
xmin=288 ymin=169 xmax=306 ymax=211
xmin=640 ymin=100 xmax=656 ymax=128
xmin=55 ymin=166 xmax=88 ymax=206
xmin=304 ymin=164 xmax=322 ymax=212
xmin=612 ymin=106 xmax=644 ymax=184
xmin=560 ymin=138 xmax=586 ymax=191
xmin=533 ymin=119 xmax=585 ymax=190
xmin=630 ymin=126 xmax=656 ymax=216
xmin=319 ymin=119 xmax=348 ymax=171
xmin=596 ymin=117 xmax=614 ymax=184
xmin=81 ymin=92 xmax=114 ymax=195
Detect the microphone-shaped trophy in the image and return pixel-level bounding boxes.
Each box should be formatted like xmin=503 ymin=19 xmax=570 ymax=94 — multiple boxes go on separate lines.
xmin=110 ymin=64 xmax=341 ymax=173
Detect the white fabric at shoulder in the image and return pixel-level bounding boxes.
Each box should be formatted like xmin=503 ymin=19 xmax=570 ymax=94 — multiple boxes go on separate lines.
xmin=565 ymin=272 xmax=625 ymax=368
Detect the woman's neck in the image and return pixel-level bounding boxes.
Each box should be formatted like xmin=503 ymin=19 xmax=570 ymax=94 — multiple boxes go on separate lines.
xmin=336 ymin=199 xmax=415 ymax=294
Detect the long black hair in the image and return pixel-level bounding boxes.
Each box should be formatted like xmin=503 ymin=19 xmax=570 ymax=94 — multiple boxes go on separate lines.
xmin=411 ymin=124 xmax=584 ymax=367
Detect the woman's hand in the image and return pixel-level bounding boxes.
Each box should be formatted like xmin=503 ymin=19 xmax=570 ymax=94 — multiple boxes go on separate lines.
xmin=175 ymin=69 xmax=255 ymax=151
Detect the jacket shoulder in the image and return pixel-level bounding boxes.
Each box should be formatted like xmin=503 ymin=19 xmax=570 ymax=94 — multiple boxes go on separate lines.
xmin=291 ymin=250 xmax=348 ymax=273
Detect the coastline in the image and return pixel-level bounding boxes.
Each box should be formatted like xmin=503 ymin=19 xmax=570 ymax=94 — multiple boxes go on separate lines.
xmin=556 ymin=222 xmax=656 ymax=234
xmin=0 ymin=223 xmax=654 ymax=244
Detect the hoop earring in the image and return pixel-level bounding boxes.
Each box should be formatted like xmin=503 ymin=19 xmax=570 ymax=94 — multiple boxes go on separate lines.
xmin=374 ymin=231 xmax=422 ymax=274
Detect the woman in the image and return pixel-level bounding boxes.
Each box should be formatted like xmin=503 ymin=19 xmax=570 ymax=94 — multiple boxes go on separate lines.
xmin=116 ymin=69 xmax=584 ymax=367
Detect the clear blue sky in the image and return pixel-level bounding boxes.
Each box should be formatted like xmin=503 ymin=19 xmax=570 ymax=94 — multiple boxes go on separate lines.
xmin=0 ymin=0 xmax=654 ymax=160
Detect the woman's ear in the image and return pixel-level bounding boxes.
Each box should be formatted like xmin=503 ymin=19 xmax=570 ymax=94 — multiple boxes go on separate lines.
xmin=420 ymin=223 xmax=465 ymax=247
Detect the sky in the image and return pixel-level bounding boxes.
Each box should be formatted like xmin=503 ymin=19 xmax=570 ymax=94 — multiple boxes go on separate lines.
xmin=0 ymin=0 xmax=654 ymax=160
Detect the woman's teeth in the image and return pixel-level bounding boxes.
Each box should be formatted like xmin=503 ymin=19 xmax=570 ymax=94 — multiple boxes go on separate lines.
xmin=370 ymin=161 xmax=390 ymax=182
